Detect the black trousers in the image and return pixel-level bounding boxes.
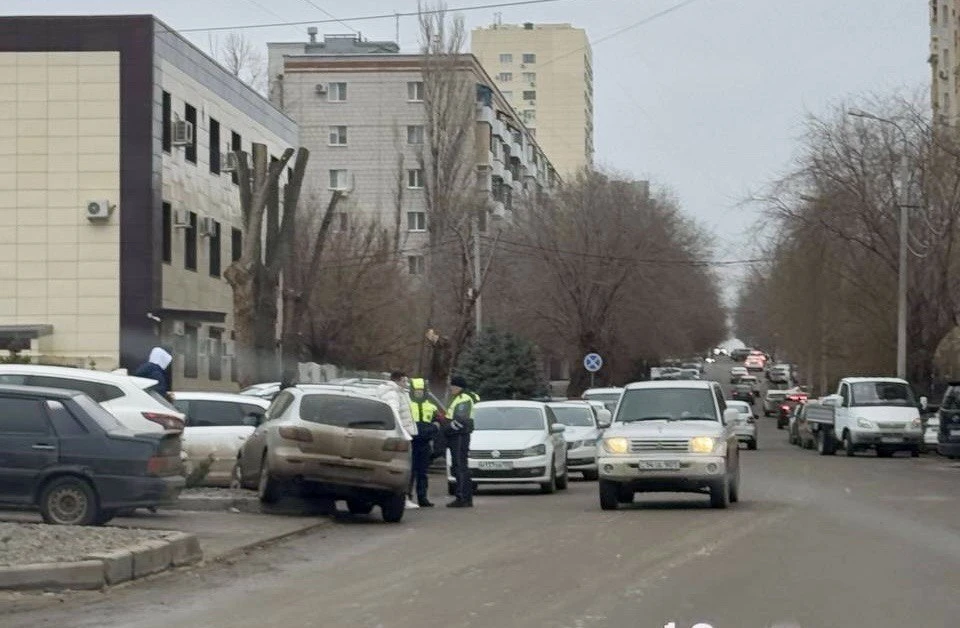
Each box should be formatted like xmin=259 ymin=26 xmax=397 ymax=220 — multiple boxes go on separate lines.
xmin=410 ymin=440 xmax=432 ymax=502
xmin=448 ymin=432 xmax=472 ymax=503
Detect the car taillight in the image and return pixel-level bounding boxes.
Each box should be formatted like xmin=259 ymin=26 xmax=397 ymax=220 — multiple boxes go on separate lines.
xmin=142 ymin=412 xmax=184 ymax=432
xmin=146 ymin=455 xmax=177 ymax=476
xmin=780 ymin=405 xmax=790 ymax=411
xmin=383 ymin=438 xmax=410 ymax=452
xmin=278 ymin=426 xmax=313 ymax=442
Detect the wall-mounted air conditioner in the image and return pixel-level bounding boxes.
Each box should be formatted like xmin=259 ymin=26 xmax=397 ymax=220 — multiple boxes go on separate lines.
xmin=172 ymin=120 xmax=194 ymax=146
xmin=85 ymin=200 xmax=112 ymax=221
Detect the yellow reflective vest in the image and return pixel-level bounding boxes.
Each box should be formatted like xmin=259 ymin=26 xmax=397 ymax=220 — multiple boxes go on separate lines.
xmin=410 ymin=398 xmax=438 ymax=423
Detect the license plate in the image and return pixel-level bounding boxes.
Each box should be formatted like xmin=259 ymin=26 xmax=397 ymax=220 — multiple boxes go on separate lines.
xmin=880 ymin=436 xmax=902 ymax=443
xmin=477 ymin=460 xmax=512 ymax=470
xmin=635 ymin=460 xmax=680 ymax=470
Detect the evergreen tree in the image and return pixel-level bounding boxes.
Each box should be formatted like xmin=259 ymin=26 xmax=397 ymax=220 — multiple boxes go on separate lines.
xmin=456 ymin=328 xmax=546 ymax=400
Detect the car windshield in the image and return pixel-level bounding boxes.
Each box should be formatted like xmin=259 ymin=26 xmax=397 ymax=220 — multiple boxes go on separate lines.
xmin=728 ymin=403 xmax=751 ymax=415
xmin=850 ymin=382 xmax=916 ymax=407
xmin=615 ymin=388 xmax=718 ymax=423
xmin=473 ymin=406 xmax=545 ymax=430
xmin=549 ymin=406 xmax=595 ymax=427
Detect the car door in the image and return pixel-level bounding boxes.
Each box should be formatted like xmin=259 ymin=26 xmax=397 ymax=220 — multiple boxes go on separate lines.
xmin=240 ymin=390 xmax=294 ymax=481
xmin=182 ymin=399 xmax=255 ymax=465
xmin=0 ymin=394 xmax=58 ymax=504
xmin=544 ymin=407 xmax=566 ymax=473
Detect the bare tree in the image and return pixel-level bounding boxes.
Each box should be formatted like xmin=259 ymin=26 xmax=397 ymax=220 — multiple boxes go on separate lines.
xmin=224 ymin=143 xmax=308 ymax=388
xmin=218 ymin=32 xmax=267 ymax=94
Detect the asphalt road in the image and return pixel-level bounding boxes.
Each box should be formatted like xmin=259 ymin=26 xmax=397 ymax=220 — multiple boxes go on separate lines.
xmin=6 ymin=359 xmax=960 ymax=628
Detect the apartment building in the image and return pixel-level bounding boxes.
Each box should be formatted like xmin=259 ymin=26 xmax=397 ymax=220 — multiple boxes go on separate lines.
xmin=471 ymin=22 xmax=593 ymax=177
xmin=267 ymin=33 xmax=559 ymax=275
xmin=0 ymin=15 xmax=297 ymax=390
xmin=931 ymin=1 xmax=960 ymax=125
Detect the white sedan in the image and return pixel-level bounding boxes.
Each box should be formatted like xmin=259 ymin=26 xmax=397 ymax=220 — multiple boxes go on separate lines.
xmin=548 ymin=402 xmax=602 ymax=480
xmin=726 ymin=400 xmax=758 ymax=450
xmin=448 ymin=401 xmax=569 ymax=494
xmin=173 ymin=392 xmax=270 ymax=486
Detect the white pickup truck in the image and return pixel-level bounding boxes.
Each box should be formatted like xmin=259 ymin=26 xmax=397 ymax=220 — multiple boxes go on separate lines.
xmin=803 ymin=377 xmax=925 ymax=457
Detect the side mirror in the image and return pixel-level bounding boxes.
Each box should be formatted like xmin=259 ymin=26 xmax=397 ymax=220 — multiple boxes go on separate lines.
xmin=722 ymin=408 xmax=740 ymax=425
xmin=597 ymin=417 xmax=612 ymax=429
xmin=822 ymin=395 xmax=842 ymax=408
xmin=550 ymin=423 xmax=566 ymax=434
xmin=243 ymin=412 xmax=264 ymax=427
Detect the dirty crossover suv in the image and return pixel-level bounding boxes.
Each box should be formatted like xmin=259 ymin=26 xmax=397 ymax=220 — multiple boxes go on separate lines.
xmin=232 ymin=387 xmax=411 ymax=522
xmin=597 ymin=380 xmax=742 ymax=510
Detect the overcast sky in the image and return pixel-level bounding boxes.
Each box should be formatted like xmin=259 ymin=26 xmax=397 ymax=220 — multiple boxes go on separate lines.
xmin=7 ymin=0 xmax=929 ymax=277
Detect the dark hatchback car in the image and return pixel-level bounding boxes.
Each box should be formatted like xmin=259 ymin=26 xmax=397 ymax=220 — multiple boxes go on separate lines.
xmin=730 ymin=385 xmax=757 ymax=404
xmin=937 ymin=382 xmax=960 ymax=458
xmin=0 ymin=385 xmax=184 ymax=525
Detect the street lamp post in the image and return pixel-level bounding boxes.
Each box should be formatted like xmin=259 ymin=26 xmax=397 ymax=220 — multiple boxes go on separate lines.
xmin=847 ymin=109 xmax=910 ymax=380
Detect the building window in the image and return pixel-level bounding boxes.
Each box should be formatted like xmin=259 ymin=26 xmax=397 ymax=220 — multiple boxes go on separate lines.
xmin=407 ymin=125 xmax=424 ymax=145
xmin=329 ymin=169 xmax=349 ymax=190
xmin=230 ymin=131 xmax=241 ymax=185
xmin=162 ymin=91 xmax=171 ymax=153
xmin=499 ymin=53 xmax=513 ymax=63
xmin=328 ymin=125 xmax=348 ymax=145
xmin=407 ymin=211 xmax=426 ymax=232
xmin=231 ymin=228 xmax=242 ymax=262
xmin=185 ymin=212 xmax=197 ymax=270
xmin=184 ymin=103 xmax=197 ymax=164
xmin=208 ymin=328 xmax=222 ymax=381
xmin=162 ymin=202 xmax=172 ymax=263
xmin=522 ymin=109 xmax=536 ymax=123
xmin=407 ymin=81 xmax=424 ymax=101
xmin=522 ymin=53 xmax=536 ymax=64
xmin=208 ymin=220 xmax=221 ymax=277
xmin=183 ymin=326 xmax=199 ymax=379
xmin=209 ymin=117 xmax=221 ymax=174
xmin=407 ymin=255 xmax=425 ymax=275
xmin=328 ymin=82 xmax=347 ymax=101
xmin=522 ymin=72 xmax=536 ymax=84
xmin=497 ymin=72 xmax=513 ymax=82
xmin=523 ymin=90 xmax=536 ymax=101
xmin=407 ymin=168 xmax=424 ymax=188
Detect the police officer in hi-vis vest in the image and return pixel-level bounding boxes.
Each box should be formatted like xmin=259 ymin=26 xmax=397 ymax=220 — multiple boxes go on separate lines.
xmin=408 ymin=378 xmax=439 ymax=507
xmin=444 ymin=375 xmax=479 ymax=508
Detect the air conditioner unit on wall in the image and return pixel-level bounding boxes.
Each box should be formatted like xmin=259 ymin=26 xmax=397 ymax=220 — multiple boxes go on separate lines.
xmin=173 ymin=210 xmax=190 ymax=229
xmin=85 ymin=199 xmax=112 ymax=221
xmin=172 ymin=120 xmax=194 ymax=146
xmin=222 ymin=152 xmax=239 ymax=172
xmin=315 ymin=83 xmax=328 ymax=95
xmin=199 ymin=217 xmax=215 ymax=238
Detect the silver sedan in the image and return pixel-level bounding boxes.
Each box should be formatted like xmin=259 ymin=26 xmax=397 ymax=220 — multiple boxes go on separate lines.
xmin=726 ymin=400 xmax=758 ymax=450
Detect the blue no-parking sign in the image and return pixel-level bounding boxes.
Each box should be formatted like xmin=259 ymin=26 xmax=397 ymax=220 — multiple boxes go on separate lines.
xmin=583 ymin=353 xmax=603 ymax=373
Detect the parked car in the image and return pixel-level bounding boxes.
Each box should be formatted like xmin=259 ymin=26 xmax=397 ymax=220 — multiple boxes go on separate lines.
xmin=172 ymin=392 xmax=270 ymax=487
xmin=232 ymin=387 xmax=411 ymax=522
xmin=936 ymin=382 xmax=960 ymax=458
xmin=450 ymin=401 xmax=568 ymax=494
xmin=0 ymin=384 xmax=184 ymax=525
xmin=582 ymin=387 xmax=624 ymax=414
xmin=678 ymin=368 xmax=701 ymax=380
xmin=729 ymin=366 xmax=748 ymax=384
xmin=726 ymin=400 xmax=757 ymax=450
xmin=0 ymin=364 xmax=186 ymax=434
xmin=548 ymin=402 xmax=601 ymax=480
xmin=597 ymin=380 xmax=742 ymax=510
xmin=239 ymin=382 xmax=281 ymax=401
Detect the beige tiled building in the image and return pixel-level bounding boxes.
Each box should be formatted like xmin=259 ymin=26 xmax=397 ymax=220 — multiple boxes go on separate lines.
xmin=471 ymin=23 xmax=593 ymax=177
xmin=0 ymin=16 xmax=297 ymax=390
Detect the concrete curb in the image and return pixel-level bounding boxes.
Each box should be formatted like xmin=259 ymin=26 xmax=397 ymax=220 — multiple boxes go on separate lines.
xmin=175 ymin=495 xmax=261 ymax=513
xmin=210 ymin=519 xmax=330 ymax=564
xmin=0 ymin=532 xmax=203 ymax=592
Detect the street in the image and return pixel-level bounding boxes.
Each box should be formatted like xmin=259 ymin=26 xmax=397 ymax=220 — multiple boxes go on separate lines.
xmin=5 ymin=363 xmax=960 ymax=627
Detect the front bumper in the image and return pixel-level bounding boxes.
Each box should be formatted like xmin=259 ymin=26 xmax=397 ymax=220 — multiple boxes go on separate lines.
xmin=449 ymin=454 xmax=551 ymax=484
xmin=848 ymin=430 xmax=922 ymax=447
xmin=566 ymin=445 xmax=597 ymax=470
xmin=598 ymin=454 xmax=727 ymax=486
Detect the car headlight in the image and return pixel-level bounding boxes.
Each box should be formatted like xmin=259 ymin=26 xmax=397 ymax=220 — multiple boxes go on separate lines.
xmin=602 ymin=437 xmax=630 ymax=454
xmin=522 ymin=444 xmax=546 ymax=457
xmin=689 ymin=436 xmax=716 ymax=453
xmin=856 ymin=418 xmax=874 ymax=429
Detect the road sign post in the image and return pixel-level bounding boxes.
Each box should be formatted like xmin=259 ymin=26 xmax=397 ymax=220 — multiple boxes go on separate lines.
xmin=583 ymin=353 xmax=603 ymax=389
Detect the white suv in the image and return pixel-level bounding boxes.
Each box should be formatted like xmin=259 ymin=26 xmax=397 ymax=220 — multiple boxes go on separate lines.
xmin=0 ymin=365 xmax=185 ymax=433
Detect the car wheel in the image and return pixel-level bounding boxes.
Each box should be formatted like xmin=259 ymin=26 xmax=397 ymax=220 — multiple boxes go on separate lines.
xmin=447 ymin=482 xmax=456 ymax=496
xmin=710 ymin=477 xmax=730 ymax=509
xmin=540 ymin=465 xmax=557 ymax=494
xmin=582 ymin=469 xmax=599 ymax=481
xmin=844 ymin=431 xmax=856 ymax=457
xmin=40 ymin=476 xmax=99 ymax=526
xmin=816 ymin=429 xmax=836 ymax=456
xmin=599 ymin=480 xmax=619 ymax=510
xmin=347 ymin=499 xmax=374 ymax=515
xmin=555 ymin=469 xmax=569 ymax=490
xmin=380 ymin=492 xmax=405 ymax=523
xmin=747 ymin=438 xmax=757 ymax=451
xmin=729 ymin=469 xmax=740 ymax=503
xmin=257 ymin=454 xmax=283 ymax=504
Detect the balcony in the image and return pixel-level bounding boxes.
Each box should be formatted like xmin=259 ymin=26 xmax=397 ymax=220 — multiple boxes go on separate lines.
xmin=476 ymin=104 xmax=495 ymax=127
